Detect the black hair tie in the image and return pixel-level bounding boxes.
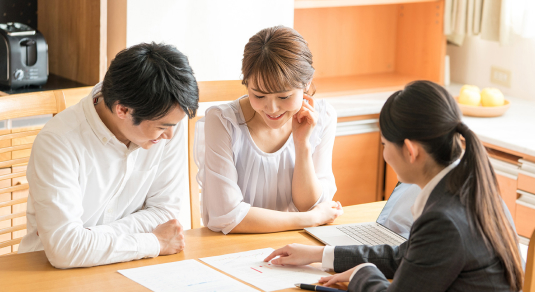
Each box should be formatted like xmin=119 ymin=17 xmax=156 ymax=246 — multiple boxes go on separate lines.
xmin=456 ymin=122 xmax=470 ymax=134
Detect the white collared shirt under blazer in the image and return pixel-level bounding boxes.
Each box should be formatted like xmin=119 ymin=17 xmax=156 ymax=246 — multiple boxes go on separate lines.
xmin=195 ymin=96 xmax=337 ymax=234
xmin=18 ymin=83 xmax=188 ymax=268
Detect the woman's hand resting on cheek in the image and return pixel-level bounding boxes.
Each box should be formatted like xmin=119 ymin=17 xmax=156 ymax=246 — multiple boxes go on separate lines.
xmin=292 ymin=95 xmax=317 ymax=148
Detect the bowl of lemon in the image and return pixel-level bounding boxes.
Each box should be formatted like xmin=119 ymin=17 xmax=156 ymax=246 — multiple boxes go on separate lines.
xmin=455 ymin=85 xmax=510 ymax=117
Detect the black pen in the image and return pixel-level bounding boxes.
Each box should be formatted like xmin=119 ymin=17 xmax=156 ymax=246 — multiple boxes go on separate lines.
xmin=295 ymin=283 xmax=347 ymax=292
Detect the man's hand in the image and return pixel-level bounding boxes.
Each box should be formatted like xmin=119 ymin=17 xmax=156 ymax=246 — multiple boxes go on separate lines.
xmin=152 ymin=219 xmax=185 ymax=255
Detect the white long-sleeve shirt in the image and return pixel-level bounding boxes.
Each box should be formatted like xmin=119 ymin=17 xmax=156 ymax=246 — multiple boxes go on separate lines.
xmin=18 ymin=83 xmax=187 ymax=268
xmin=194 ymin=96 xmax=337 ymax=234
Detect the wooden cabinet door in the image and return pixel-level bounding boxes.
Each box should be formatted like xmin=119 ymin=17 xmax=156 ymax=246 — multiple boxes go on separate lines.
xmin=516 ymin=190 xmax=535 ymax=238
xmin=332 ymin=118 xmax=382 ymax=206
xmin=495 ymin=173 xmax=518 ymax=220
xmin=384 ymin=163 xmax=398 ymax=200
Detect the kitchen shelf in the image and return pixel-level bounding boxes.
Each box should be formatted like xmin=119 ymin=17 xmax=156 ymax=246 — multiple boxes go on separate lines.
xmin=295 ymin=1 xmax=445 ymax=99
xmin=295 ymin=0 xmax=440 ymax=9
xmin=0 ymin=74 xmax=88 ymax=96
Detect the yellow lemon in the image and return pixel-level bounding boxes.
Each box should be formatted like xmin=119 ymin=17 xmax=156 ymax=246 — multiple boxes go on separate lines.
xmin=460 ymin=84 xmax=480 ymax=94
xmin=481 ymin=88 xmax=505 ymax=107
xmin=458 ymin=88 xmax=481 ymax=106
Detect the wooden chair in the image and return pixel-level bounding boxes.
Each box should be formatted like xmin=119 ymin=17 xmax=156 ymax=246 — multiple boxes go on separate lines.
xmin=188 ymin=80 xmax=247 ymax=228
xmin=0 ymin=87 xmax=92 ymax=256
xmin=526 ymin=229 xmax=535 ymax=292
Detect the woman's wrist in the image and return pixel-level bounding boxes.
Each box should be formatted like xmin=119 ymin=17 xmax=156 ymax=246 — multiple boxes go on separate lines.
xmin=297 ymin=208 xmax=320 ymax=227
xmin=294 ymin=140 xmax=312 ymax=155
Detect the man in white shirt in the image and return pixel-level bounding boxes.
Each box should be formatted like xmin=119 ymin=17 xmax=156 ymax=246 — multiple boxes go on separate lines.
xmin=18 ymin=43 xmax=199 ymax=268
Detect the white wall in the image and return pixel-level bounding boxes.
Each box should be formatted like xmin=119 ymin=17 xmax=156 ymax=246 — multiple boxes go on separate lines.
xmin=447 ymin=35 xmax=535 ymax=101
xmin=123 ymin=0 xmax=293 ymax=228
xmin=125 ymin=0 xmax=294 ymax=81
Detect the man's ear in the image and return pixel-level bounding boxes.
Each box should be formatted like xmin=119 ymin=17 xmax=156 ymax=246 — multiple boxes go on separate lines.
xmin=114 ymin=103 xmax=129 ymax=120
xmin=403 ymin=139 xmax=419 ymax=164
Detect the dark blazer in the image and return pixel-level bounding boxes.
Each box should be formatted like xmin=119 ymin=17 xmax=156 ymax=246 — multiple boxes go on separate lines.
xmin=334 ymin=173 xmax=513 ymax=292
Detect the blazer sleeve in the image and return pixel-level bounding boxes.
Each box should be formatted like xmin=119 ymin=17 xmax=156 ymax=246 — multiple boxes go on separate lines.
xmin=334 ymin=242 xmax=406 ymax=278
xmin=347 ymin=210 xmax=466 ymax=292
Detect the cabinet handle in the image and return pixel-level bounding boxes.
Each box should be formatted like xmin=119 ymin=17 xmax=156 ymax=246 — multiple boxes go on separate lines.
xmin=517 ymin=190 xmax=535 ymax=209
xmin=489 ymin=157 xmax=518 ymax=180
xmin=336 ymin=119 xmax=379 ymax=137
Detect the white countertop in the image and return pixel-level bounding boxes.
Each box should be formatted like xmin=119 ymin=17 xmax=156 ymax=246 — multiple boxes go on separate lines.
xmin=322 ymin=83 xmax=535 ymax=158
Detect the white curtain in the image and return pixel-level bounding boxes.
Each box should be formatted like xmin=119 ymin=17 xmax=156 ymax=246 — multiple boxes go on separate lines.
xmin=510 ymin=0 xmax=535 ymax=38
xmin=445 ymin=0 xmax=535 ymax=46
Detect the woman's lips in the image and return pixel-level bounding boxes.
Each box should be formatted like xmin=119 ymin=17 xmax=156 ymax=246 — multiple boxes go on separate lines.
xmin=150 ymin=139 xmax=160 ymax=144
xmin=266 ymin=112 xmax=285 ymax=120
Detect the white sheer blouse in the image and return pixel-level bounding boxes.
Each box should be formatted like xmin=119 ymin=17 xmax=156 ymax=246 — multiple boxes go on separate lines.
xmin=194 ymin=96 xmax=337 ymax=234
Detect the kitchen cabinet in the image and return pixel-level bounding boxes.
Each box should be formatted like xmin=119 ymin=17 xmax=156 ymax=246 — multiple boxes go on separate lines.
xmin=516 ymin=190 xmax=535 ymax=238
xmin=294 ymin=0 xmax=445 ymax=98
xmin=384 ymin=163 xmax=398 ymax=200
xmin=332 ymin=116 xmax=383 ymax=205
xmin=516 ymin=160 xmax=535 ymax=238
xmin=294 ymin=0 xmax=445 ymax=203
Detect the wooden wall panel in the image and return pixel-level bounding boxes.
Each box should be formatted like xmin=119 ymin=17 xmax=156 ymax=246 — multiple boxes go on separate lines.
xmin=107 ymin=0 xmax=127 ymax=68
xmin=332 ymin=132 xmax=381 ymax=206
xmin=294 ymin=5 xmax=398 ymax=79
xmin=395 ymin=0 xmax=445 ymax=83
xmin=38 ymin=0 xmax=106 ymax=85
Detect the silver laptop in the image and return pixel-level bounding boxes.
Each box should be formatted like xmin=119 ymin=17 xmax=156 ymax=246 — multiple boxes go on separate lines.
xmin=305 ymin=183 xmax=421 ymax=246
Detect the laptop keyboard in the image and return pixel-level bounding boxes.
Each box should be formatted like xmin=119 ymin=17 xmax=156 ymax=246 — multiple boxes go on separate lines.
xmin=336 ymin=224 xmax=406 ymax=246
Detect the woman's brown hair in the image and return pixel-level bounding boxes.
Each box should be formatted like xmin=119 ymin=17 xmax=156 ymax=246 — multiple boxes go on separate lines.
xmin=241 ymin=26 xmax=315 ymax=95
xmin=379 ymin=80 xmax=523 ymax=291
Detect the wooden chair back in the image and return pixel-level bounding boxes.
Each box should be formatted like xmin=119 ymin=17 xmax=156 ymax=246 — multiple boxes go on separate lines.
xmin=0 ymin=87 xmax=92 ymax=256
xmin=526 ymin=229 xmax=535 ymax=292
xmin=188 ymin=80 xmax=246 ymax=228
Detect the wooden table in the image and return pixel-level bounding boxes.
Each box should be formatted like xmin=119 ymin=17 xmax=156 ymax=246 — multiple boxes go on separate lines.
xmin=0 ymin=202 xmax=385 ymax=292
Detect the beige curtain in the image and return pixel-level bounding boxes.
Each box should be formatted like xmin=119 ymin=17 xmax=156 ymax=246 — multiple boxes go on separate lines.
xmin=444 ymin=0 xmax=504 ymax=46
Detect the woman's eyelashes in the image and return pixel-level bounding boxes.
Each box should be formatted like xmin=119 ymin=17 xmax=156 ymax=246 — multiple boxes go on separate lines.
xmin=279 ymin=94 xmax=292 ymax=100
xmin=253 ymin=94 xmax=292 ymax=100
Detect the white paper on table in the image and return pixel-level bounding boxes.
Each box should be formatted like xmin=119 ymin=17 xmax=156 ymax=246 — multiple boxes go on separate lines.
xmin=118 ymin=259 xmax=258 ymax=292
xmin=200 ymin=248 xmax=330 ymax=292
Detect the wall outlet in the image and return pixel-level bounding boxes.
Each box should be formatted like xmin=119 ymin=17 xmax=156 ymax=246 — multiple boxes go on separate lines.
xmin=490 ymin=66 xmax=511 ymax=88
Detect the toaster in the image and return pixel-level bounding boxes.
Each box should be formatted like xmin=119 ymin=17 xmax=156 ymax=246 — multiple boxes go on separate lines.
xmin=0 ymin=22 xmax=48 ymax=89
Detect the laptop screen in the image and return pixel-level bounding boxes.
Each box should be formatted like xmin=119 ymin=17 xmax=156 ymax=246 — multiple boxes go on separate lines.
xmin=375 ymin=183 xmax=421 ymax=239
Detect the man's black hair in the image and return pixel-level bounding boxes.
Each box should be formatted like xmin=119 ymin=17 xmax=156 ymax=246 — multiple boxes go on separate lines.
xmin=102 ymin=42 xmax=199 ymax=125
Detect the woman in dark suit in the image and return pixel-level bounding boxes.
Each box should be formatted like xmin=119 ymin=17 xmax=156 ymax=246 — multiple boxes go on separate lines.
xmin=264 ymin=80 xmax=524 ymax=291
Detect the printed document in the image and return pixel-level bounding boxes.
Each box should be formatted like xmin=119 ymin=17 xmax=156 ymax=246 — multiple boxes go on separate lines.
xmin=118 ymin=259 xmax=258 ymax=292
xmin=200 ymin=248 xmax=330 ymax=291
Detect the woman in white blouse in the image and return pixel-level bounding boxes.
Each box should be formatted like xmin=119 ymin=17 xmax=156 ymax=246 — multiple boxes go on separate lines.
xmin=194 ymin=26 xmax=343 ymax=234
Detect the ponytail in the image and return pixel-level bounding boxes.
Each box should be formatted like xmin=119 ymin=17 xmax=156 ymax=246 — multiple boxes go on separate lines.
xmin=451 ymin=122 xmax=523 ymax=291
xmin=380 ymin=80 xmax=524 ymax=291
